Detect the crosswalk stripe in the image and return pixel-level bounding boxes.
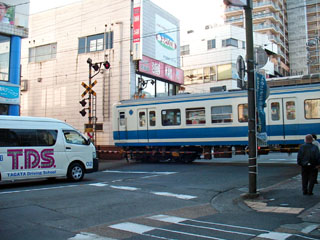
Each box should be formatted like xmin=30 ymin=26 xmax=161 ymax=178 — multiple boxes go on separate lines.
xmin=257 ymin=232 xmax=292 ymax=240
xmin=109 ymin=222 xmax=156 ymax=234
xmin=103 ymin=170 xmax=176 ymax=175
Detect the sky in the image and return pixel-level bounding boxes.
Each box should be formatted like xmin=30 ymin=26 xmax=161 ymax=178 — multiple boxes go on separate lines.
xmin=29 ymin=0 xmax=225 ymax=30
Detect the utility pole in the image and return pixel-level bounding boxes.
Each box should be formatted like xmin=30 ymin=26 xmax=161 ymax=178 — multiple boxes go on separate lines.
xmin=224 ymin=0 xmax=258 ymax=197
xmin=245 ymin=0 xmax=258 ymax=197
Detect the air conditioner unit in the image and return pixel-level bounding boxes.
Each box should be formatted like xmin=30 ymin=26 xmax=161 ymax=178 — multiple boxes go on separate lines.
xmin=21 ymin=80 xmax=28 ymax=91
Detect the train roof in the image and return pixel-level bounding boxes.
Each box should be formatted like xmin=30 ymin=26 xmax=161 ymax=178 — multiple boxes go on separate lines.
xmin=117 ymin=83 xmax=320 ymax=107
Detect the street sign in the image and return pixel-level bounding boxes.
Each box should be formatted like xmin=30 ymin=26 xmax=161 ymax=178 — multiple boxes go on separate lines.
xmin=254 ymin=47 xmax=268 ymax=69
xmin=236 ymin=55 xmax=246 ymax=80
xmin=81 ymin=80 xmax=97 ymax=97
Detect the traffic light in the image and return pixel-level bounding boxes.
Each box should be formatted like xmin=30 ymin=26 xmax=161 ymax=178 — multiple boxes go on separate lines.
xmin=79 ymin=99 xmax=87 ymax=107
xmin=103 ymin=61 xmax=110 ymax=69
xmin=79 ymin=99 xmax=87 ymax=117
xmin=80 ymin=109 xmax=86 ymax=117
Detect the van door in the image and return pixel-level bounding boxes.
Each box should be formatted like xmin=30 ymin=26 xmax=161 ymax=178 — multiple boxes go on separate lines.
xmin=62 ymin=130 xmax=92 ymax=169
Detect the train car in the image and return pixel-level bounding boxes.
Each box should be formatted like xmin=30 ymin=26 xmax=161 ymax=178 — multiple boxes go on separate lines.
xmin=112 ymin=83 xmax=320 ymax=162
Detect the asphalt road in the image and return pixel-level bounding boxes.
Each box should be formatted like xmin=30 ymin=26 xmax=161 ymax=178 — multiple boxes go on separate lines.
xmin=0 ymin=154 xmax=304 ymax=240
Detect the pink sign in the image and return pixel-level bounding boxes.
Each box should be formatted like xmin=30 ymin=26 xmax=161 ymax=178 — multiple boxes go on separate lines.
xmin=133 ymin=7 xmax=141 ymax=43
xmin=139 ymin=55 xmax=184 ymax=85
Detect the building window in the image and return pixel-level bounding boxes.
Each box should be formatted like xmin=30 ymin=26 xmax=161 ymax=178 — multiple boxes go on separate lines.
xmin=162 ymin=109 xmax=181 ymax=126
xmin=203 ymin=66 xmax=216 ymax=82
xmin=207 ymin=39 xmax=216 ymax=50
xmin=305 ymin=99 xmax=320 ymax=119
xmin=186 ymin=108 xmax=206 ymax=125
xmin=29 ymin=43 xmax=57 ymax=63
xmin=211 ymin=105 xmax=233 ymax=123
xmin=217 ymin=64 xmax=232 ymax=80
xmin=0 ymin=104 xmax=9 ymax=115
xmin=222 ymin=38 xmax=238 ymax=47
xmin=78 ymin=32 xmax=114 ymax=54
xmin=181 ymin=45 xmax=190 ymax=55
xmin=0 ymin=35 xmax=10 ymax=81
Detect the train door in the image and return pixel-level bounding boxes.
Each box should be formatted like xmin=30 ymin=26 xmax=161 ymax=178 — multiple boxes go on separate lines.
xmin=117 ymin=111 xmax=127 ymax=140
xmin=137 ymin=109 xmax=156 ymax=143
xmin=267 ymin=98 xmax=297 ymax=144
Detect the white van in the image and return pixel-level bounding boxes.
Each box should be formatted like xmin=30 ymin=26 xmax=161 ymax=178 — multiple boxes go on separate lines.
xmin=0 ymin=116 xmax=98 ymax=182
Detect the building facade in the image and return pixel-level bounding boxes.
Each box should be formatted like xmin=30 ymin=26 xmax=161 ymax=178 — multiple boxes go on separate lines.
xmin=180 ymin=24 xmax=277 ymax=93
xmin=20 ymin=0 xmax=182 ymax=146
xmin=224 ymin=0 xmax=289 ymax=77
xmin=288 ymin=0 xmax=320 ymax=75
xmin=0 ymin=1 xmax=29 ymax=115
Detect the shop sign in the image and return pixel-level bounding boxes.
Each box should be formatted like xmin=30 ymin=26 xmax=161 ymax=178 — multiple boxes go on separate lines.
xmin=0 ymin=82 xmax=20 ymax=105
xmin=139 ymin=55 xmax=184 ymax=85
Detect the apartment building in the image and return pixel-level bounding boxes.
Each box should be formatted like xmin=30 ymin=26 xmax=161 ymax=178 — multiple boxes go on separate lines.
xmin=20 ymin=0 xmax=182 ymax=145
xmin=180 ymin=24 xmax=277 ymax=93
xmin=224 ymin=0 xmax=289 ymax=77
xmin=288 ymin=0 xmax=320 ymax=75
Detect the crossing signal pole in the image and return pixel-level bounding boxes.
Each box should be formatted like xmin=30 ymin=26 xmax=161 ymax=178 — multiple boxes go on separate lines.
xmin=80 ymin=58 xmax=111 ymax=144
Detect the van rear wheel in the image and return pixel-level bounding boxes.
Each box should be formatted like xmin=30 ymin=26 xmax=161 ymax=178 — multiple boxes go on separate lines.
xmin=68 ymin=163 xmax=84 ymax=181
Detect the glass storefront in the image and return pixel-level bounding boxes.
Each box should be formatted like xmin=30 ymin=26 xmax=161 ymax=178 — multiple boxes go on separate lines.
xmin=0 ymin=35 xmax=10 ymax=81
xmin=135 ymin=75 xmax=178 ymax=98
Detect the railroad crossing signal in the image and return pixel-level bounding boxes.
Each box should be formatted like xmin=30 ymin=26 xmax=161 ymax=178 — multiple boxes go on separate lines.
xmin=81 ymin=80 xmax=97 ymax=98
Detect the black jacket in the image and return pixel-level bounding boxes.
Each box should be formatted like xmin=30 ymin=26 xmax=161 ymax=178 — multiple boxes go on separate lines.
xmin=297 ymin=143 xmax=320 ymax=167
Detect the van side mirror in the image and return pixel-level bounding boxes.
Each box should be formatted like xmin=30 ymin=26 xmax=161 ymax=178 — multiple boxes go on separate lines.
xmin=86 ymin=138 xmax=92 ymax=145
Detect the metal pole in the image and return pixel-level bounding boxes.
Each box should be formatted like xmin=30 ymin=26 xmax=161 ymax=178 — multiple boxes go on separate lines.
xmin=245 ymin=0 xmax=257 ymax=196
xmin=88 ymin=63 xmax=93 ymax=142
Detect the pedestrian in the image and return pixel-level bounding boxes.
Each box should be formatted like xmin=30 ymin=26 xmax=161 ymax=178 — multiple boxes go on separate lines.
xmin=297 ymin=134 xmax=320 ymax=195
xmin=312 ymin=134 xmax=320 ymax=184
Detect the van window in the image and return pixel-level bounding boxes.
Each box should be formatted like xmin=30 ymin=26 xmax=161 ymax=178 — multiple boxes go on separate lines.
xmin=63 ymin=130 xmax=88 ymax=145
xmin=0 ymin=129 xmax=57 ymax=147
xmin=238 ymin=104 xmax=248 ymax=122
xmin=162 ymin=109 xmax=181 ymax=126
xmin=186 ymin=108 xmax=206 ymax=125
xmin=211 ymin=105 xmax=233 ymax=123
xmin=305 ymin=99 xmax=320 ymax=119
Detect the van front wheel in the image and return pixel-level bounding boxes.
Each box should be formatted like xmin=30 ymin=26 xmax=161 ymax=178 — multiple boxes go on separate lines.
xmin=68 ymin=163 xmax=84 ymax=181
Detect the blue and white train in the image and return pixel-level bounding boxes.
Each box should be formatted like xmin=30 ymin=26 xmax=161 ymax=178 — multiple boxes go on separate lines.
xmin=112 ymin=83 xmax=320 ymax=162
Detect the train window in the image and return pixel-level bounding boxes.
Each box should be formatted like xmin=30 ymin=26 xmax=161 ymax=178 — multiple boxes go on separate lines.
xmin=186 ymin=108 xmax=206 ymax=125
xmin=149 ymin=111 xmax=156 ymax=126
xmin=162 ymin=109 xmax=181 ymax=126
xmin=238 ymin=104 xmax=248 ymax=122
xmin=139 ymin=112 xmax=146 ymax=127
xmin=286 ymin=101 xmax=296 ymax=120
xmin=271 ymin=102 xmax=280 ymax=121
xmin=305 ymin=99 xmax=320 ymax=119
xmin=211 ymin=105 xmax=233 ymax=123
xmin=119 ymin=112 xmax=125 ymax=126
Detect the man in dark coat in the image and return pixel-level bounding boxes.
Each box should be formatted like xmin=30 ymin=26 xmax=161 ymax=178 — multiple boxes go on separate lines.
xmin=297 ymin=134 xmax=320 ymax=195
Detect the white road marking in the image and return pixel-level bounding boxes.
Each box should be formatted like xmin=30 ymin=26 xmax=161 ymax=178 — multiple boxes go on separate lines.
xmin=257 ymin=232 xmax=292 ymax=240
xmin=151 ymin=191 xmax=197 ymax=200
xmin=103 ymin=170 xmax=176 ymax=175
xmin=149 ymin=214 xmax=188 ymax=223
xmin=0 ymin=185 xmax=77 ymax=195
xmin=301 ymin=224 xmax=319 ymax=234
xmin=110 ymin=185 xmax=140 ymax=191
xmin=68 ymin=232 xmax=115 ymax=240
xmin=109 ymin=222 xmax=156 ymax=234
xmin=89 ymin=183 xmax=108 ymax=187
xmin=148 ymin=214 xmax=256 ymax=237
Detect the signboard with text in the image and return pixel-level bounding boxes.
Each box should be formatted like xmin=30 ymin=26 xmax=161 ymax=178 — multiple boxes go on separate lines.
xmin=132 ymin=1 xmax=142 ymax=60
xmin=139 ymin=55 xmax=183 ymax=84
